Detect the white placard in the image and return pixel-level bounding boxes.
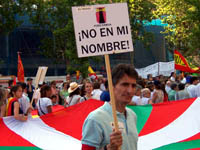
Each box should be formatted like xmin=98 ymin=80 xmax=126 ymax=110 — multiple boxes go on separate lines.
xmin=35 ymin=67 xmax=48 ymax=87
xmin=136 ymin=61 xmax=175 ymax=78
xmin=72 ymin=3 xmax=133 ymax=57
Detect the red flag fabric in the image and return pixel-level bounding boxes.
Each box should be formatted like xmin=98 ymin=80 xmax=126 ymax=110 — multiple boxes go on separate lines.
xmin=17 ymin=53 xmax=24 ymax=82
xmin=76 ymin=70 xmax=80 ymax=80
xmin=0 ymin=99 xmax=200 ymax=149
xmin=174 ymin=50 xmax=200 ymax=73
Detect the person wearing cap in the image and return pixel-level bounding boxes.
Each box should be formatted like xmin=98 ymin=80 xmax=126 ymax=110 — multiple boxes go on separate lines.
xmin=26 ymin=77 xmax=35 ymax=107
xmin=81 ymin=64 xmax=138 ymax=150
xmin=64 ymin=82 xmax=81 ymax=107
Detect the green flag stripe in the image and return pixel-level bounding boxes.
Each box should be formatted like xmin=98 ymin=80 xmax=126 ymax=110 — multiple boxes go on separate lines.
xmin=127 ymin=104 xmax=152 ymax=133
xmin=0 ymin=147 xmax=41 ymax=150
xmin=153 ymin=140 xmax=200 ymax=150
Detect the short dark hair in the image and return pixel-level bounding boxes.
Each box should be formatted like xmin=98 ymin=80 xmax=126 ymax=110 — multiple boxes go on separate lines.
xmin=178 ymin=83 xmax=185 ymax=90
xmin=171 ymin=83 xmax=177 ymax=90
xmin=190 ymin=77 xmax=198 ymax=84
xmin=17 ymin=82 xmax=27 ymax=90
xmin=93 ymin=82 xmax=100 ymax=89
xmin=40 ymin=85 xmax=51 ymax=98
xmin=10 ymin=84 xmax=22 ymax=97
xmin=112 ymin=64 xmax=138 ymax=86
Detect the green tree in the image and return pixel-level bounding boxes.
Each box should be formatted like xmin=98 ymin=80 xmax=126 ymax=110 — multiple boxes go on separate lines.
xmin=24 ymin=0 xmax=102 ymax=78
xmin=24 ymin=0 xmax=156 ymax=77
xmin=154 ymin=0 xmax=200 ymax=66
xmin=0 ymin=0 xmax=25 ymax=34
xmin=154 ymin=0 xmax=200 ymax=53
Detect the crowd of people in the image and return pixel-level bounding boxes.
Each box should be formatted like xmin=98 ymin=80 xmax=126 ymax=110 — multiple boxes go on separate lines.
xmin=0 ymin=69 xmax=199 ymax=120
xmin=130 ymin=72 xmax=200 ymax=106
xmin=0 ymin=73 xmax=109 ymax=119
xmin=0 ymin=64 xmax=200 ymax=150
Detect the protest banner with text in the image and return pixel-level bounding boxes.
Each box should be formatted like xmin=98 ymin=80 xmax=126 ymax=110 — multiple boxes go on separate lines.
xmin=72 ymin=3 xmax=133 ymax=57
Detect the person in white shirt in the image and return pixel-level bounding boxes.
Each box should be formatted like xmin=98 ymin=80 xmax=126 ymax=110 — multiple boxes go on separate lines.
xmin=195 ymin=82 xmax=200 ymax=97
xmin=92 ymin=82 xmax=102 ymax=100
xmin=36 ymin=85 xmax=52 ymax=116
xmin=187 ymin=77 xmax=199 ymax=98
xmin=165 ymin=80 xmax=171 ymax=94
xmin=64 ymin=82 xmax=81 ymax=107
xmin=140 ymin=88 xmax=151 ymax=105
xmin=130 ymin=84 xmax=142 ymax=105
xmin=98 ymin=77 xmax=106 ymax=91
xmin=17 ymin=82 xmax=32 ymax=115
xmin=170 ymin=72 xmax=176 ymax=82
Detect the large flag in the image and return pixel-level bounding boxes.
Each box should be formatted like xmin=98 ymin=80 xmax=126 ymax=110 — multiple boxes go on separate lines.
xmin=17 ymin=53 xmax=25 ymax=82
xmin=174 ymin=50 xmax=200 ymax=73
xmin=0 ymin=98 xmax=200 ymax=149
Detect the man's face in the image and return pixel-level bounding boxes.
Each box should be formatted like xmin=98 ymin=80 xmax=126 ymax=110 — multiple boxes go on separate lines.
xmin=113 ymin=74 xmax=136 ymax=105
xmin=66 ymin=75 xmax=70 ymax=81
xmin=27 ymin=80 xmax=32 ymax=84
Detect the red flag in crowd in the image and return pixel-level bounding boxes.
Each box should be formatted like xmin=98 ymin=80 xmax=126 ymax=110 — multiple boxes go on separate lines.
xmin=174 ymin=50 xmax=200 ymax=73
xmin=76 ymin=70 xmax=80 ymax=80
xmin=17 ymin=52 xmax=24 ymax=82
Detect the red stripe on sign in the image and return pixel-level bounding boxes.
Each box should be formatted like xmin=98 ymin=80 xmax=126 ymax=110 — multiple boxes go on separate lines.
xmin=179 ymin=133 xmax=200 ymax=142
xmin=40 ymin=99 xmax=104 ymax=140
xmin=0 ymin=118 xmax=35 ymax=146
xmin=139 ymin=98 xmax=196 ymax=136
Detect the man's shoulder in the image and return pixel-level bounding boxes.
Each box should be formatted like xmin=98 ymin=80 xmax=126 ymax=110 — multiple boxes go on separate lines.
xmin=86 ymin=103 xmax=110 ymax=120
xmin=126 ymin=107 xmax=137 ymax=118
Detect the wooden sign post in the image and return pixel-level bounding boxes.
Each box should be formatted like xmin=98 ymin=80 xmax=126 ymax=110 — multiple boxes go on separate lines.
xmin=72 ymin=3 xmax=133 ymax=143
xmin=30 ymin=66 xmax=48 ymax=105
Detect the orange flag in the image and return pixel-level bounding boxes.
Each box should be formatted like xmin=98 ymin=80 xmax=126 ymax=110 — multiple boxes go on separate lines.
xmin=76 ymin=70 xmax=80 ymax=80
xmin=17 ymin=53 xmax=24 ymax=82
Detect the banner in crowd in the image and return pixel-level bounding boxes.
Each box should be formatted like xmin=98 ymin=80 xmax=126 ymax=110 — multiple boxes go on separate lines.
xmin=174 ymin=50 xmax=200 ymax=73
xmin=17 ymin=53 xmax=24 ymax=82
xmin=72 ymin=3 xmax=133 ymax=57
xmin=0 ymin=98 xmax=200 ymax=149
xmin=136 ymin=61 xmax=175 ymax=78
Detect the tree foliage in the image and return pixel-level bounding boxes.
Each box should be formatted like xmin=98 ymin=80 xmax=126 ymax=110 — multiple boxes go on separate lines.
xmin=154 ymin=0 xmax=200 ymax=54
xmin=23 ymin=0 xmax=156 ymax=77
xmin=23 ymin=0 xmax=101 ymax=78
xmin=0 ymin=0 xmax=25 ymax=34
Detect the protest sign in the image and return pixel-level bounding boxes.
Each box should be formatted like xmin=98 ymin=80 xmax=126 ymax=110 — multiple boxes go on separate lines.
xmin=31 ymin=66 xmax=48 ymax=105
xmin=72 ymin=3 xmax=133 ymax=57
xmin=72 ymin=3 xmax=133 ymax=135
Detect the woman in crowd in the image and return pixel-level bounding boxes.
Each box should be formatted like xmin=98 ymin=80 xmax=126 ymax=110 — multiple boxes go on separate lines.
xmin=80 ymin=80 xmax=94 ymax=102
xmin=36 ymin=85 xmax=52 ymax=116
xmin=64 ymin=82 xmax=81 ymax=107
xmin=59 ymin=82 xmax=69 ymax=105
xmin=150 ymin=81 xmax=164 ymax=104
xmin=50 ymin=81 xmax=59 ymax=104
xmin=0 ymin=87 xmax=7 ymax=117
xmin=6 ymin=85 xmax=28 ymax=121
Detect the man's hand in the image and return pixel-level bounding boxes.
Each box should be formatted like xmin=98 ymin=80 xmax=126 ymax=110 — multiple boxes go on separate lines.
xmin=107 ymin=130 xmax=122 ymax=150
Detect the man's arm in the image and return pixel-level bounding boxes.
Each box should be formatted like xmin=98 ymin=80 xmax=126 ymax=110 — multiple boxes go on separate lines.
xmin=82 ymin=144 xmax=95 ymax=150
